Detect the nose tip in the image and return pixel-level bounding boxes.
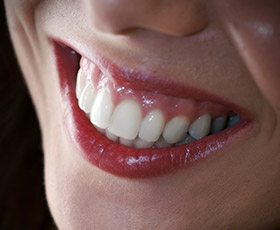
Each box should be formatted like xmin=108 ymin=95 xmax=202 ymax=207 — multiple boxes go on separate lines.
xmin=86 ymin=0 xmax=208 ymax=37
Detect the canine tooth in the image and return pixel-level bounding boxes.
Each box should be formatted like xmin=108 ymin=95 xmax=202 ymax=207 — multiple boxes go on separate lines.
xmin=154 ymin=136 xmax=172 ymax=148
xmin=189 ymin=114 xmax=211 ymax=140
xmin=139 ymin=110 xmax=165 ymax=142
xmin=76 ymin=69 xmax=88 ymax=99
xmin=134 ymin=138 xmax=154 ymax=149
xmin=162 ymin=116 xmax=190 ymax=144
xmin=211 ymin=116 xmax=227 ymax=134
xmin=105 ymin=129 xmax=118 ymax=142
xmin=108 ymin=100 xmax=142 ymax=140
xmin=227 ymin=115 xmax=240 ymax=128
xmin=120 ymin=138 xmax=134 ymax=147
xmin=78 ymin=83 xmax=95 ymax=114
xmin=90 ymin=88 xmax=113 ymax=129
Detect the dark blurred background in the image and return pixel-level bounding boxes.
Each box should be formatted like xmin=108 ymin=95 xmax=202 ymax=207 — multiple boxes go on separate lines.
xmin=0 ymin=1 xmax=55 ymax=229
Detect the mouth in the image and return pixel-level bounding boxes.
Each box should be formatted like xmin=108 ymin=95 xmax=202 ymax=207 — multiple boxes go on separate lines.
xmin=53 ymin=39 xmax=252 ymax=178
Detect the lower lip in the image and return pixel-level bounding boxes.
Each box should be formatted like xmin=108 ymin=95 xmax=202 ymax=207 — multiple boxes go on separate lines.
xmin=53 ymin=40 xmax=251 ymax=178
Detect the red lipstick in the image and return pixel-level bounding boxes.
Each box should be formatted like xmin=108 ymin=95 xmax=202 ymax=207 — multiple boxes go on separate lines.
xmin=53 ymin=40 xmax=252 ymax=178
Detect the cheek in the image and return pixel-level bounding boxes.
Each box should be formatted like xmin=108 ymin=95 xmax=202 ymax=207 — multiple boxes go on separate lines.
xmin=228 ymin=24 xmax=280 ymax=114
xmin=4 ymin=0 xmax=47 ymax=123
xmin=213 ymin=0 xmax=280 ymax=113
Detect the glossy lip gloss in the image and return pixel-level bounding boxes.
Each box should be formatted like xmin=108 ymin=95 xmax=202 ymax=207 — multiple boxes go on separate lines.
xmin=53 ymin=39 xmax=253 ymax=178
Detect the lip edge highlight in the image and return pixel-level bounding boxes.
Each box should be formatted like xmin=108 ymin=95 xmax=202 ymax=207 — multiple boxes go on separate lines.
xmin=52 ymin=38 xmax=255 ymax=178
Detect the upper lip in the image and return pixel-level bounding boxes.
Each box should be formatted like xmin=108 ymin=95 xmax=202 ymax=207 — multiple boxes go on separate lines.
xmin=73 ymin=41 xmax=250 ymax=119
xmin=53 ymin=38 xmax=253 ymax=178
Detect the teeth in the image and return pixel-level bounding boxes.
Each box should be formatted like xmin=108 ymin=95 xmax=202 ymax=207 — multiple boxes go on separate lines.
xmin=90 ymin=88 xmax=114 ymax=129
xmin=188 ymin=114 xmax=211 ymax=140
xmin=76 ymin=69 xmax=88 ymax=99
xmin=175 ymin=134 xmax=196 ymax=146
xmin=119 ymin=138 xmax=134 ymax=147
xmin=162 ymin=116 xmax=190 ymax=144
xmin=154 ymin=136 xmax=172 ymax=148
xmin=78 ymin=83 xmax=95 ymax=114
xmin=134 ymin=138 xmax=154 ymax=149
xmin=227 ymin=115 xmax=240 ymax=128
xmin=75 ymin=63 xmax=237 ymax=150
xmin=139 ymin=110 xmax=165 ymax=142
xmin=105 ymin=129 xmax=118 ymax=142
xmin=211 ymin=116 xmax=227 ymax=134
xmin=108 ymin=100 xmax=142 ymax=140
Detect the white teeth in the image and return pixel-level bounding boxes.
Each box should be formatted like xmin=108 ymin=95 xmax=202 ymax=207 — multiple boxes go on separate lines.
xmin=119 ymin=138 xmax=134 ymax=147
xmin=139 ymin=110 xmax=165 ymax=142
xmin=162 ymin=116 xmax=190 ymax=144
xmin=154 ymin=136 xmax=172 ymax=148
xmin=105 ymin=129 xmax=118 ymax=142
xmin=211 ymin=116 xmax=227 ymax=134
xmin=75 ymin=68 xmax=229 ymax=149
xmin=189 ymin=114 xmax=211 ymax=140
xmin=90 ymin=88 xmax=114 ymax=129
xmin=76 ymin=69 xmax=88 ymax=99
xmin=134 ymin=138 xmax=153 ymax=149
xmin=108 ymin=100 xmax=142 ymax=140
xmin=78 ymin=83 xmax=95 ymax=114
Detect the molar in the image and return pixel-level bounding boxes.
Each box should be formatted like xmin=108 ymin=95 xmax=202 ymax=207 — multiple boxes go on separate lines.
xmin=211 ymin=116 xmax=227 ymax=134
xmin=227 ymin=115 xmax=241 ymax=128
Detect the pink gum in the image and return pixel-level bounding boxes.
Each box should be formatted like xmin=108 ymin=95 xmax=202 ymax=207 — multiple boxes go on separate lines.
xmin=80 ymin=57 xmax=230 ymax=122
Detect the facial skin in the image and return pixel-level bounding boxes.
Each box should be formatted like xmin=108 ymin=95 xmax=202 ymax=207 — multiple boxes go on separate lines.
xmin=4 ymin=0 xmax=280 ymax=229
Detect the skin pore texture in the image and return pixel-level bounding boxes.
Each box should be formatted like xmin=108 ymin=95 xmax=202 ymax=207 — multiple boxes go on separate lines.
xmin=4 ymin=0 xmax=280 ymax=229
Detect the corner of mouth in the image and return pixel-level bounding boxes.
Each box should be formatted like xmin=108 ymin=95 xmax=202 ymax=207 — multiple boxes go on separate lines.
xmin=51 ymin=38 xmax=254 ymax=178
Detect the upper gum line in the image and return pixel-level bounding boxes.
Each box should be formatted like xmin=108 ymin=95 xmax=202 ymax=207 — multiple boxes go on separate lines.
xmin=76 ymin=57 xmax=234 ymax=148
xmin=79 ymin=57 xmax=230 ymax=119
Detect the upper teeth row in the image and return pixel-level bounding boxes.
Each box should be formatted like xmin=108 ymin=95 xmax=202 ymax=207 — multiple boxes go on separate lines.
xmin=76 ymin=67 xmax=239 ymax=149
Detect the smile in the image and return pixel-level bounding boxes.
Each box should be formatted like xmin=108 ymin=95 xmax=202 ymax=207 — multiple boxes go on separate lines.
xmin=53 ymin=39 xmax=252 ymax=178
